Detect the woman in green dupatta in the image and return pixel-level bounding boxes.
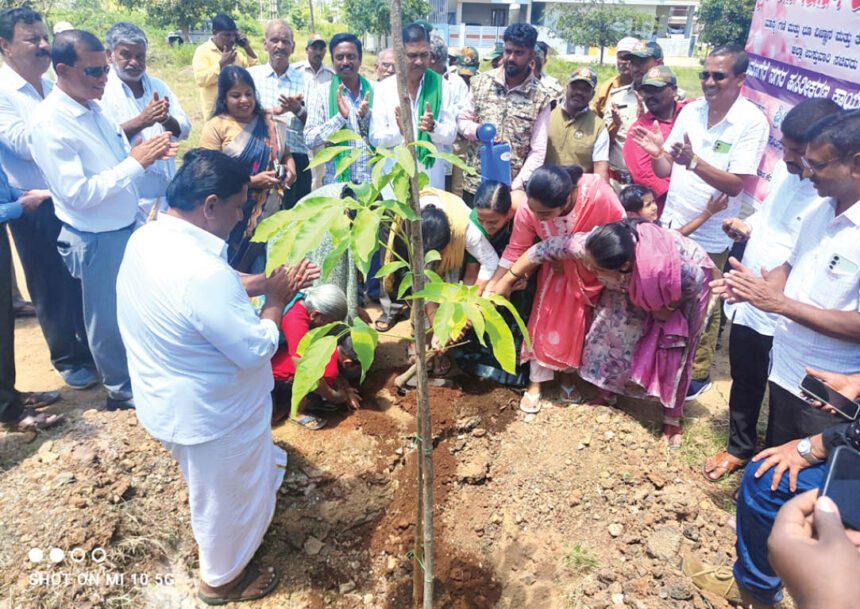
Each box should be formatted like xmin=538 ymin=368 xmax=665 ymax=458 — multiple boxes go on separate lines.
xmin=199 ymin=66 xmax=296 ymax=271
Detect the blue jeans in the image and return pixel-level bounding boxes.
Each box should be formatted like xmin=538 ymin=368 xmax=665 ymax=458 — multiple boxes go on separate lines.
xmin=57 ymin=224 xmax=132 ymax=400
xmin=733 ymin=460 xmax=827 ymax=604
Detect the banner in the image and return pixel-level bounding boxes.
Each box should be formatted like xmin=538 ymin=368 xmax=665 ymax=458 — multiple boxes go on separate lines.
xmin=743 ymin=0 xmax=860 ymax=201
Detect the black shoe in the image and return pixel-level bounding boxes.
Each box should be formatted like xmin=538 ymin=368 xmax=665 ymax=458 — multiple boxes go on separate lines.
xmin=105 ymin=396 xmax=135 ymax=411
xmin=685 ymin=378 xmax=713 ymax=402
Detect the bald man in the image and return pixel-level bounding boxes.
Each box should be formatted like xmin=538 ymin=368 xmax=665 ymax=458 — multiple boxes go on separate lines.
xmin=249 ymin=20 xmax=312 ymax=208
xmin=375 ymin=48 xmax=395 ymax=82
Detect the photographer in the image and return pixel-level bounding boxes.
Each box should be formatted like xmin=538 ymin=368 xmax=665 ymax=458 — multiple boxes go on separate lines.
xmin=685 ymin=369 xmax=860 ymax=608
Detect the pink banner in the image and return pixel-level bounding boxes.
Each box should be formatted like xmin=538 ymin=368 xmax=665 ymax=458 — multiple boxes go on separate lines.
xmin=743 ymin=0 xmax=860 ymax=201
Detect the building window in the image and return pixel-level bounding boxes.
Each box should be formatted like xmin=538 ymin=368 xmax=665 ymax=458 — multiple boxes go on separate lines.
xmin=491 ymin=9 xmax=507 ymax=27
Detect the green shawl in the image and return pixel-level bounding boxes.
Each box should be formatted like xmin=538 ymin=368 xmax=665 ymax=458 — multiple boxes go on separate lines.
xmin=415 ymin=69 xmax=442 ymax=169
xmin=328 ymin=74 xmax=374 ymax=182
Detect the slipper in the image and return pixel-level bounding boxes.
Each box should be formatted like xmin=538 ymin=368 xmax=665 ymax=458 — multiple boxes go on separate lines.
xmin=374 ymin=308 xmax=409 ymax=332
xmin=2 ymin=409 xmax=64 ymax=433
xmin=519 ymin=392 xmax=542 ymax=414
xmin=198 ymin=564 xmax=280 ymax=606
xmin=290 ymin=414 xmax=327 ymax=431
xmin=702 ymin=450 xmax=748 ymax=483
xmin=432 ymin=354 xmax=453 ymax=377
xmin=306 ymin=400 xmax=341 ymax=414
xmin=558 ymin=384 xmax=584 ymax=406
xmin=20 ymin=391 xmax=61 ymax=409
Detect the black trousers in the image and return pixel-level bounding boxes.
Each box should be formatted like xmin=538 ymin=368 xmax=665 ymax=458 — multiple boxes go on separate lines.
xmin=726 ymin=324 xmax=773 ymax=459
xmin=766 ymin=381 xmax=843 ymax=447
xmin=281 ymin=153 xmax=312 ymax=211
xmin=8 ymin=200 xmax=92 ymax=374
xmin=0 ymin=226 xmax=21 ymax=422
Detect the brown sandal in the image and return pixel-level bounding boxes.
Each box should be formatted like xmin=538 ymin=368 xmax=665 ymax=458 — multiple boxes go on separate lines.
xmin=702 ymin=450 xmax=748 ymax=482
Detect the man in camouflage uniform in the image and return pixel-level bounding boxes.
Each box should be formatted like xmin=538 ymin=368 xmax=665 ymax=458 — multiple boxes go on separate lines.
xmin=457 ymin=23 xmax=552 ymax=204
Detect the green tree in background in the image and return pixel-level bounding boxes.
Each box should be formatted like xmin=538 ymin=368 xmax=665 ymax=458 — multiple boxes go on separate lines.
xmin=114 ymin=0 xmax=239 ymax=38
xmin=551 ymin=0 xmax=650 ymax=64
xmin=697 ymin=0 xmax=756 ymax=46
xmin=341 ymin=0 xmax=429 ymax=36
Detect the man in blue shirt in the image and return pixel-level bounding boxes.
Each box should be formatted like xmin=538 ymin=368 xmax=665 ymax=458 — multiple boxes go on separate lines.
xmin=0 ymin=166 xmax=64 ymax=431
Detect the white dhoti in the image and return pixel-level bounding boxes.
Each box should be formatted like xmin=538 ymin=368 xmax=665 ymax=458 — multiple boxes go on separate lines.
xmin=163 ymin=404 xmax=286 ymax=587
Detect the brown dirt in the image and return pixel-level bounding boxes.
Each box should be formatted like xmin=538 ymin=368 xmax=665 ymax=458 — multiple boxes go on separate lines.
xmin=1 ymin=279 xmax=751 ymax=609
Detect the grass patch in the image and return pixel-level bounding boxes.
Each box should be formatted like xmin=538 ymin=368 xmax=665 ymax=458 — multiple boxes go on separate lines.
xmin=563 ymin=543 xmax=600 ymax=575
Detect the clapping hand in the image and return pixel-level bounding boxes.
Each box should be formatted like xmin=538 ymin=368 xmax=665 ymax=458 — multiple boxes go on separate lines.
xmin=336 ymin=84 xmax=350 ymax=119
xmin=670 ymin=133 xmax=695 ymax=167
xmin=630 ymin=121 xmax=665 ymax=158
xmin=419 ymin=102 xmax=435 ymax=133
xmin=130 ymin=132 xmax=175 ymax=169
xmin=139 ymin=92 xmax=170 ymax=127
xmin=276 ymin=93 xmax=304 ymax=116
xmin=357 ymin=92 xmax=371 ymax=119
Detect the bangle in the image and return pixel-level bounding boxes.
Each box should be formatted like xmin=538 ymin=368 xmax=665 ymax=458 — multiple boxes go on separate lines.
xmin=507 ymin=268 xmax=522 ymax=280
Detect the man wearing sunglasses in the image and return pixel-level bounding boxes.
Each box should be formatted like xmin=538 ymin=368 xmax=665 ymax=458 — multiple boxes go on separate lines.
xmin=28 ymin=30 xmax=176 ymax=412
xmin=632 ymin=43 xmax=769 ymax=400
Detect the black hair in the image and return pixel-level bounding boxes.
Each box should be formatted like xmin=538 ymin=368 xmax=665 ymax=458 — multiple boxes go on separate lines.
xmin=167 ymin=149 xmax=250 ymax=211
xmin=211 ymin=65 xmax=264 ymax=119
xmin=536 ymin=40 xmax=550 ymax=58
xmin=473 ymin=180 xmax=512 ymax=215
xmin=0 ymin=7 xmax=42 ymax=44
xmin=585 ymin=220 xmax=640 ymax=270
xmin=807 ymin=109 xmax=860 ymax=159
xmin=212 ymin=14 xmax=237 ymax=33
xmin=619 ymin=184 xmax=654 ymax=213
xmin=503 ymin=23 xmax=537 ymax=50
xmin=709 ymin=43 xmax=749 ymax=76
xmin=421 ymin=205 xmax=451 ymax=253
xmin=781 ymin=98 xmax=841 ymax=144
xmin=525 ymin=165 xmax=573 ymax=209
xmin=329 ymin=32 xmax=362 ymax=60
xmin=561 ymin=164 xmax=584 ymax=186
xmin=52 ymin=29 xmax=103 ymax=70
xmin=403 ymin=22 xmax=430 ymax=45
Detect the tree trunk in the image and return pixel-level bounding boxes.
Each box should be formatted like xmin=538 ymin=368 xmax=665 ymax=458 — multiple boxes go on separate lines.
xmin=389 ymin=2 xmax=435 ymax=608
xmin=599 ymin=44 xmax=605 ymax=64
xmin=308 ymin=0 xmax=316 ymax=33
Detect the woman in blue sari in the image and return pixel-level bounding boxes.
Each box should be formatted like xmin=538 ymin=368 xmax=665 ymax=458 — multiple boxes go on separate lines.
xmin=199 ymin=66 xmax=295 ymax=271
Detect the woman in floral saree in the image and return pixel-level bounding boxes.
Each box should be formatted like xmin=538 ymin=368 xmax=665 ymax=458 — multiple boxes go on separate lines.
xmin=199 ymin=66 xmax=295 ymax=271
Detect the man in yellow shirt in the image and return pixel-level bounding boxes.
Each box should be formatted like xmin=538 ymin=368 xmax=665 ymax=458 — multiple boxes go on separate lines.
xmin=191 ymin=14 xmax=258 ymax=118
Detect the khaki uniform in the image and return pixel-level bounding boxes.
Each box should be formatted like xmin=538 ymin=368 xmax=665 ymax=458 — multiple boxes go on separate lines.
xmin=546 ymin=106 xmax=604 ymax=172
xmin=463 ymin=68 xmax=552 ymax=195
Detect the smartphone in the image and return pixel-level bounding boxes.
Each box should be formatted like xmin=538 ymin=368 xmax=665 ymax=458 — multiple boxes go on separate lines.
xmin=821 ymin=445 xmax=860 ymax=530
xmin=800 ymin=375 xmax=860 ymax=421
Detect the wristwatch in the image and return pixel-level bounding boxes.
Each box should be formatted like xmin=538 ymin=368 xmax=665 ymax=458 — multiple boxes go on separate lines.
xmin=797 ymin=437 xmax=824 ymax=465
xmin=687 ymin=154 xmax=699 ymax=171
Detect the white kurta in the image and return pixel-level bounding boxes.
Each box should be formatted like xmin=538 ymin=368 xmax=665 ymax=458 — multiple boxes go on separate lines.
xmin=117 ymin=213 xmax=284 ymax=586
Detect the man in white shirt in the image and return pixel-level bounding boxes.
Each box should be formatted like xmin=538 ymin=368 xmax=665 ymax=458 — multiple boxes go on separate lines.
xmin=249 ymin=20 xmax=312 ymax=209
xmin=102 ymin=22 xmax=191 ymax=226
xmin=371 ymin=24 xmax=455 ymax=190
xmin=374 ymin=47 xmax=395 ymax=82
xmin=714 ymin=109 xmax=860 ymax=447
xmin=633 ymin=43 xmax=769 ymax=398
xmin=702 ymin=98 xmax=840 ymax=482
xmin=293 ymin=34 xmax=334 ymax=87
xmin=29 ymin=30 xmax=174 ymax=411
xmin=117 ymin=149 xmax=318 ymax=604
xmin=429 ymin=34 xmax=469 ymax=192
xmin=0 ymin=7 xmax=97 ymax=390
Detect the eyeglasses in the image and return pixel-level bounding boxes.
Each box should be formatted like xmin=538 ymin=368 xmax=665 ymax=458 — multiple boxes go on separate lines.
xmin=801 ymin=155 xmax=843 ymax=173
xmin=699 ymin=71 xmax=728 ymax=81
xmin=72 ymin=65 xmax=111 ymax=78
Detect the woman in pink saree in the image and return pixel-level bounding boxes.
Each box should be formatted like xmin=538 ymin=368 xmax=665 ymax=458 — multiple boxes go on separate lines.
xmin=498 ymin=219 xmax=715 ymax=448
xmin=487 ymin=166 xmax=624 ymax=414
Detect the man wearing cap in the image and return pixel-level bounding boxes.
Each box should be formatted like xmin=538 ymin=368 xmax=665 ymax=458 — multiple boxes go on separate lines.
xmin=458 ymin=23 xmax=552 ymax=202
xmin=595 ymin=37 xmax=644 ymax=191
xmin=622 ymin=65 xmax=692 ymax=212
xmin=631 ymin=43 xmax=768 ymax=399
xmin=457 ymin=46 xmax=479 ymax=88
xmin=294 ymin=34 xmax=334 ymax=87
xmin=534 ymin=42 xmax=562 ymax=100
xmin=628 ymin=39 xmax=662 ymax=87
xmin=374 ymin=48 xmax=395 ymax=82
xmin=593 ymin=36 xmax=636 ymax=117
xmin=546 ymin=67 xmax=609 ymax=182
xmin=192 ymin=14 xmax=258 ymax=117
xmin=489 ymin=41 xmax=504 ymax=69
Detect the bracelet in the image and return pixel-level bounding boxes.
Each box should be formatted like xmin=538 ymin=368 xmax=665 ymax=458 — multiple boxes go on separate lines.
xmin=507 ymin=268 xmax=522 ymax=280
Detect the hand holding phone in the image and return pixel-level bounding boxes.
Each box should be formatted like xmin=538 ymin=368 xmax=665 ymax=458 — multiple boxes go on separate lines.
xmin=822 ymin=445 xmax=860 ymax=530
xmin=800 ymin=374 xmax=860 ymax=421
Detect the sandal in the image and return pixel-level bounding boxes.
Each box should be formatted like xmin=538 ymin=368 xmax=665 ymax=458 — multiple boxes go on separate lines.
xmin=519 ymin=391 xmax=542 ymax=414
xmin=290 ymin=413 xmax=327 ymax=431
xmin=2 ymin=409 xmax=64 ymax=433
xmin=20 ymin=391 xmax=61 ymax=409
xmin=431 ymin=354 xmax=453 ymax=377
xmin=374 ymin=308 xmax=409 ymax=332
xmin=558 ymin=384 xmax=584 ymax=406
xmin=702 ymin=450 xmax=748 ymax=482
xmin=198 ymin=564 xmax=280 ymax=606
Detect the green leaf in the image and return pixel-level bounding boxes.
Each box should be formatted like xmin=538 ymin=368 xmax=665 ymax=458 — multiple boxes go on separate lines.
xmin=266 ymin=228 xmax=298 ymax=276
xmin=334 ymin=147 xmax=363 ymax=179
xmin=424 ymin=249 xmax=441 ymax=264
xmin=327 ymin=129 xmax=362 ymax=144
xmin=350 ymin=209 xmax=382 ymax=279
xmin=397 ymin=272 xmax=413 ymax=300
xmin=488 ymin=293 xmax=532 ymax=350
xmin=432 ymin=300 xmax=455 ymax=346
xmin=434 ymin=151 xmax=478 ymax=175
xmin=394 ymin=144 xmax=416 ymax=178
xmin=374 ymin=260 xmax=408 ymax=279
xmin=321 ymin=237 xmax=350 ymax=280
xmin=477 ymin=300 xmax=517 ymax=373
xmin=289 ymin=206 xmax=342 ymax=265
xmin=417 ymin=172 xmax=430 ymax=191
xmin=349 ymin=318 xmax=378 ymax=382
xmin=410 ymin=140 xmax=438 ymax=156
xmin=291 ymin=335 xmax=339 ymax=418
xmin=392 ymin=172 xmax=410 ymax=204
xmin=307 ymin=145 xmax=353 ymax=169
xmin=296 ymin=321 xmax=341 ymax=356
xmin=252 ymin=210 xmax=291 ymax=243
xmin=378 ymin=198 xmax=419 ymax=221
xmin=449 ymin=303 xmax=469 ymax=343
xmin=424 ymin=269 xmax=444 ymax=284
xmin=462 ymin=300 xmax=486 ymax=347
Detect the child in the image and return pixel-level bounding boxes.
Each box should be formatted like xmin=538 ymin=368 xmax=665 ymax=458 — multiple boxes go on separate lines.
xmin=619 ymin=184 xmax=659 ymax=223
